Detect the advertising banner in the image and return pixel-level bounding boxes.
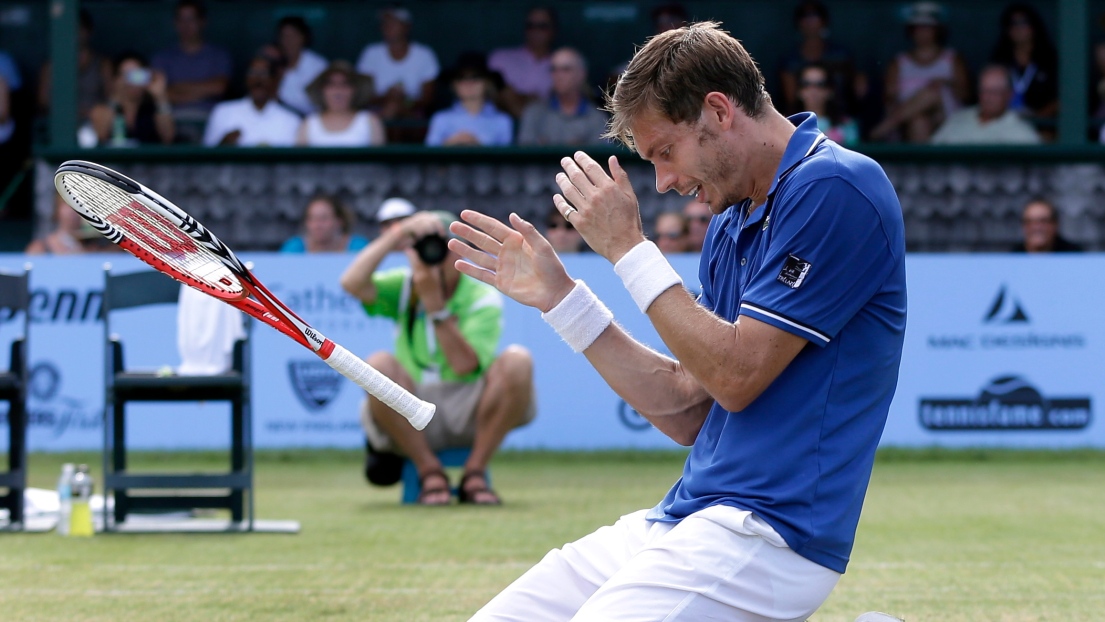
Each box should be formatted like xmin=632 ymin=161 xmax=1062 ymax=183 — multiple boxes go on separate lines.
xmin=885 ymin=254 xmax=1104 ymax=448
xmin=0 ymin=253 xmax=1101 ymax=451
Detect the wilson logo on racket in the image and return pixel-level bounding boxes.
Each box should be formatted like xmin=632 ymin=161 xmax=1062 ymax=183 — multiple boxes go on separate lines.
xmin=303 ymin=327 xmax=325 ymax=349
xmin=110 ymin=202 xmax=199 ymax=259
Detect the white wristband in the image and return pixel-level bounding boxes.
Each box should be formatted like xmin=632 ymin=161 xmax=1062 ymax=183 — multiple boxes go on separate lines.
xmin=540 ymin=280 xmax=613 ymax=353
xmin=614 ymin=241 xmax=683 ymax=313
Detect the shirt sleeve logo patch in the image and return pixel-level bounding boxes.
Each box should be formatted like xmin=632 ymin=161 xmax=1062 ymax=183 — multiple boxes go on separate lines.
xmin=777 ymin=254 xmax=812 ymax=289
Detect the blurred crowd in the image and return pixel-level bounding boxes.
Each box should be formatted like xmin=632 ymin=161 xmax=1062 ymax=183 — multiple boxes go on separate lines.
xmin=5 ymin=1 xmax=615 ymax=149
xmin=5 ymin=0 xmax=1105 ymax=151
xmin=7 ymin=0 xmax=1100 ymax=255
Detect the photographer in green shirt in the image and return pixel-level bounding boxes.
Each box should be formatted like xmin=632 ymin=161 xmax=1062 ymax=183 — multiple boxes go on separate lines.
xmin=340 ymin=209 xmax=535 ymax=505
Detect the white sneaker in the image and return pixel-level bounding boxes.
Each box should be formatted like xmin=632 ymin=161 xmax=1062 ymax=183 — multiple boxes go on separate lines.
xmin=854 ymin=613 xmax=903 ymax=622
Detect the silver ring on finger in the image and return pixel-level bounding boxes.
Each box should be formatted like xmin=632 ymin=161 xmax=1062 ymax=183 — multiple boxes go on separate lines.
xmin=564 ymin=207 xmax=578 ymax=221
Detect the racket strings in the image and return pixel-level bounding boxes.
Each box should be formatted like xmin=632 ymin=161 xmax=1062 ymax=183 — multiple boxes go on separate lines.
xmin=58 ymin=173 xmax=243 ymax=297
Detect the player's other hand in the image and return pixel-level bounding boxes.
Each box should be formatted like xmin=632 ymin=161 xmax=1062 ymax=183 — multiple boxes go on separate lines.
xmin=448 ymin=210 xmax=575 ymax=313
xmin=554 ymin=152 xmax=646 ymax=263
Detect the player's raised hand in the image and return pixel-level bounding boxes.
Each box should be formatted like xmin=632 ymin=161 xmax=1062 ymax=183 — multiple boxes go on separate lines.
xmin=554 ymin=152 xmax=646 ymax=263
xmin=449 ymin=210 xmax=576 ymax=313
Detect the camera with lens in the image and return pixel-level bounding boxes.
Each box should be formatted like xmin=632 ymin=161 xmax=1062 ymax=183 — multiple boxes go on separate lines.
xmin=413 ymin=232 xmax=449 ymax=265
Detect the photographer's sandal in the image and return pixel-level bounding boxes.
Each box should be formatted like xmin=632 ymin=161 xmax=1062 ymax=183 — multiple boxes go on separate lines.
xmin=458 ymin=470 xmax=501 ymax=505
xmin=417 ymin=469 xmax=452 ymax=506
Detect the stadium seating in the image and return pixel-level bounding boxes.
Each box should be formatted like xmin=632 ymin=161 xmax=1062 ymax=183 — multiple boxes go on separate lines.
xmin=0 ymin=268 xmax=29 ymax=529
xmin=32 ymin=158 xmax=1105 ymax=253
xmin=100 ymin=268 xmax=254 ymax=530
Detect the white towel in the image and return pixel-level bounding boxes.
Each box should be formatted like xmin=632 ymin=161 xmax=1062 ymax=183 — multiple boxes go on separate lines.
xmin=176 ymin=285 xmax=245 ymax=375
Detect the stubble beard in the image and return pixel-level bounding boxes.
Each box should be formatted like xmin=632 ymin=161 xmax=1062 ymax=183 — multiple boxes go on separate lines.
xmin=697 ymin=125 xmax=742 ymax=211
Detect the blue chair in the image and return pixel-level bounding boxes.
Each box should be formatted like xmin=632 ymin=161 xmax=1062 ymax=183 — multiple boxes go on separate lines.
xmin=400 ymin=448 xmax=491 ymax=504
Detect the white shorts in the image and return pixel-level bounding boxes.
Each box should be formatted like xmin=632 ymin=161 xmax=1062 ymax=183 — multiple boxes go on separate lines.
xmin=470 ymin=505 xmax=840 ymax=622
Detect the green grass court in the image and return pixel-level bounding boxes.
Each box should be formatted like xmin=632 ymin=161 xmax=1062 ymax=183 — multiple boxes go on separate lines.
xmin=3 ymin=449 xmax=1104 ymax=621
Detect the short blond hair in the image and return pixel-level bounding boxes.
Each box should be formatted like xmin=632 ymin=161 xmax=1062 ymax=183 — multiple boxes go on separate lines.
xmin=604 ymin=21 xmax=771 ymax=150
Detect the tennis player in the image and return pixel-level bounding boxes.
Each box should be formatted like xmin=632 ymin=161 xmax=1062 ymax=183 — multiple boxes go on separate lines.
xmin=450 ymin=21 xmax=906 ymax=622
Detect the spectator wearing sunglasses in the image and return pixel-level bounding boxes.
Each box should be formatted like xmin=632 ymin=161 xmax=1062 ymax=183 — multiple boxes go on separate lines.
xmin=681 ymin=199 xmax=713 ymax=253
xmin=517 ymin=48 xmax=607 ymax=146
xmin=544 ymin=205 xmax=585 ymax=253
xmin=653 ymin=211 xmax=690 ymax=254
xmin=777 ymin=1 xmax=861 ymax=118
xmin=488 ymin=7 xmax=557 ymax=118
xmin=796 ymin=63 xmax=859 ymax=146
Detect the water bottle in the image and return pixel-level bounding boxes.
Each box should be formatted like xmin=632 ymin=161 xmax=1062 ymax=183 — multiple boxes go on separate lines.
xmin=56 ymin=463 xmax=75 ymax=536
xmin=110 ymin=103 xmax=127 ymax=147
xmin=68 ymin=465 xmax=95 ymax=537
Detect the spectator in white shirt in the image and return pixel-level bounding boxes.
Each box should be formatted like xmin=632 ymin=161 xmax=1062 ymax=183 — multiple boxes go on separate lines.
xmin=203 ymin=53 xmax=301 ymax=147
xmin=355 ymin=5 xmax=439 ymax=138
xmin=276 ymin=16 xmax=328 ymax=115
xmin=297 ymin=60 xmax=385 ymax=147
xmin=930 ymin=65 xmax=1041 ymax=145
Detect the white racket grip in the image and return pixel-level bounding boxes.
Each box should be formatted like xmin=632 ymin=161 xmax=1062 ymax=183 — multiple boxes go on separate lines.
xmin=322 ymin=343 xmax=435 ymax=430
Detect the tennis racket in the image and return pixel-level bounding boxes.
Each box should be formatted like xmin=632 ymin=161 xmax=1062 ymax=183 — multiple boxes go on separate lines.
xmin=54 ymin=160 xmax=434 ymax=430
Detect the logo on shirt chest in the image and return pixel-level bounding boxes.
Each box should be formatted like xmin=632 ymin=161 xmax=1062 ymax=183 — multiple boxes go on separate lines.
xmin=777 ymin=254 xmax=812 ymax=289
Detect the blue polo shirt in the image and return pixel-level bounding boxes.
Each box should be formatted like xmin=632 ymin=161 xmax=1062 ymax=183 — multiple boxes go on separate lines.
xmin=648 ymin=113 xmax=907 ymax=574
